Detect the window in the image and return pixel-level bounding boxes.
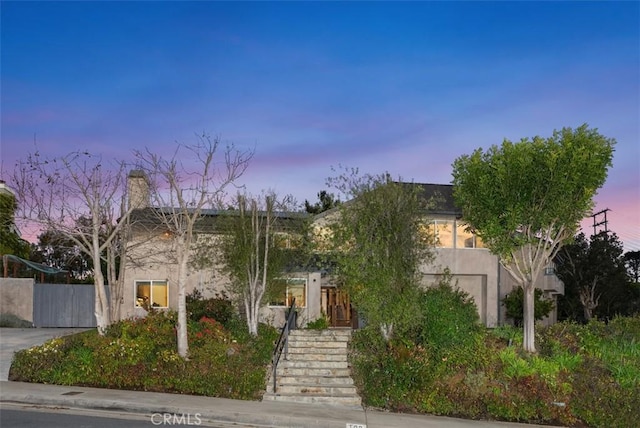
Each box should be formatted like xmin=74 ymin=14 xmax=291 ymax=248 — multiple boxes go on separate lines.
xmin=425 ymin=219 xmax=485 ymax=249
xmin=269 ymin=278 xmax=307 ymax=307
xmin=426 ymin=220 xmax=454 ymax=248
xmin=135 ymin=280 xmax=168 ymax=308
xmin=455 ymin=222 xmax=486 ymax=249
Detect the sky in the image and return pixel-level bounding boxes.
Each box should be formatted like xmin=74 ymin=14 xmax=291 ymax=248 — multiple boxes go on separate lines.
xmin=1 ymin=1 xmax=639 ymax=251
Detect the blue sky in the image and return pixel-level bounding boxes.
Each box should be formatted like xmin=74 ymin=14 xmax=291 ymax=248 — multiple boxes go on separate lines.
xmin=1 ymin=1 xmax=638 ymax=250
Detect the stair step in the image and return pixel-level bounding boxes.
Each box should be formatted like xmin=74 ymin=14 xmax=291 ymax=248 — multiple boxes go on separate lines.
xmin=284 ymin=353 xmax=347 ymax=362
xmin=263 ymin=393 xmax=361 ymax=407
xmin=279 ymin=360 xmax=349 ymax=369
xmin=273 ymin=375 xmax=354 ymax=385
xmin=287 ymin=347 xmax=346 ymax=355
xmin=288 ymin=340 xmax=348 ymax=348
xmin=266 ymin=328 xmax=361 ymax=408
xmin=267 ymin=384 xmax=358 ymax=395
xmin=277 ymin=367 xmax=352 ymax=377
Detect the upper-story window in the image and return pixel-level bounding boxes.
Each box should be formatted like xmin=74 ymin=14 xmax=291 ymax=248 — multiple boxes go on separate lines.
xmin=425 ymin=219 xmax=485 ymax=249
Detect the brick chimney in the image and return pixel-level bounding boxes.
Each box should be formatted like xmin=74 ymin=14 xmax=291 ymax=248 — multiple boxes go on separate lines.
xmin=127 ymin=170 xmax=150 ymax=209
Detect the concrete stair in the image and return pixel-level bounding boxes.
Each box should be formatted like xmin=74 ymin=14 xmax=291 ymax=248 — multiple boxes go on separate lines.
xmin=263 ymin=329 xmax=362 ymax=408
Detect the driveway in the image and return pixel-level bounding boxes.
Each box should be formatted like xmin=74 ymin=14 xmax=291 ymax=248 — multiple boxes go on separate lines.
xmin=0 ymin=328 xmax=91 ymax=381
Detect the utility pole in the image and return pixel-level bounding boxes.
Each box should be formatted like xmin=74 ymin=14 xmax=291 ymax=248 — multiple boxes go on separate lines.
xmin=591 ymin=208 xmax=610 ymax=236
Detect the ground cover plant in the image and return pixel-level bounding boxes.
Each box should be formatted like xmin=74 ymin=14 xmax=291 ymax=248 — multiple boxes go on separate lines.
xmin=9 ymin=300 xmax=278 ymax=400
xmin=349 ymin=285 xmax=640 ymax=428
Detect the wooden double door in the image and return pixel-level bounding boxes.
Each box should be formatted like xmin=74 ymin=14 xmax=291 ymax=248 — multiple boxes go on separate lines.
xmin=322 ymin=287 xmax=357 ymax=328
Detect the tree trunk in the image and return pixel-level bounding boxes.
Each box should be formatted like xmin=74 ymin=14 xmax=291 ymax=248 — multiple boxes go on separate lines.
xmin=94 ymin=270 xmax=110 ymax=335
xmin=380 ymin=323 xmax=394 ymax=342
xmin=176 ymin=246 xmax=189 ymax=358
xmin=522 ymin=284 xmax=536 ymax=353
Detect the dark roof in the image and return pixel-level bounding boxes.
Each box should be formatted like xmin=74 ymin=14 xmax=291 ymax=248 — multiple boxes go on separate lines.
xmin=312 ymin=182 xmax=461 ymax=221
xmin=129 ymin=207 xmax=309 ymax=234
xmin=412 ymin=183 xmax=460 ymax=216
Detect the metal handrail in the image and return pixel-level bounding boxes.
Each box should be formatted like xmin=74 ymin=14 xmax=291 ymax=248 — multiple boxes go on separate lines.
xmin=271 ymin=298 xmax=296 ymax=393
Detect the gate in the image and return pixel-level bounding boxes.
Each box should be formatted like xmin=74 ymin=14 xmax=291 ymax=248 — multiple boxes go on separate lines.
xmin=33 ymin=283 xmax=97 ymax=327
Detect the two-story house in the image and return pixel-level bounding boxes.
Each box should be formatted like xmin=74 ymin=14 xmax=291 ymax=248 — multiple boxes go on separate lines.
xmin=120 ymin=172 xmax=564 ymax=328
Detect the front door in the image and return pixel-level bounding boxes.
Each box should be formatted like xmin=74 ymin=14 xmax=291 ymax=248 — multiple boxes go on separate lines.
xmin=322 ymin=287 xmax=354 ymax=328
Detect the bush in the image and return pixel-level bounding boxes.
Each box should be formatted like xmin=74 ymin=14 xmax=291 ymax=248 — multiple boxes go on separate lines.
xmin=306 ymin=314 xmax=329 ymax=330
xmin=411 ymin=272 xmax=484 ymax=368
xmin=9 ymin=310 xmax=278 ymax=400
xmin=502 ymin=286 xmax=555 ymax=327
xmin=186 ymin=289 xmax=235 ymax=326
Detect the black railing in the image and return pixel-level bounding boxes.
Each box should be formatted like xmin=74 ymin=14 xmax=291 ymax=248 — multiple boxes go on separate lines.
xmin=271 ymin=298 xmax=296 ymax=393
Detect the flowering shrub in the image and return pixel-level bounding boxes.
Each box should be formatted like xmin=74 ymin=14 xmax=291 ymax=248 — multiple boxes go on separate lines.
xmin=9 ymin=311 xmax=278 ymax=400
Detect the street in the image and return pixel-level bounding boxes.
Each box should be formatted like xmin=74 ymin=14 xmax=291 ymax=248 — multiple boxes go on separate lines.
xmin=0 ymin=403 xmax=250 ymax=428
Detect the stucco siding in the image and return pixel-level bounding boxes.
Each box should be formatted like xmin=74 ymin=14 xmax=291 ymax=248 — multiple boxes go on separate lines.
xmin=0 ymin=278 xmax=34 ymax=323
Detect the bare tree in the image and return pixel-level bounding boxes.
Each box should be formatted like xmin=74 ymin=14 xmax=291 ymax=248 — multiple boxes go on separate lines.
xmin=134 ymin=134 xmax=252 ymax=357
xmin=12 ymin=150 xmax=136 ymax=333
xmin=218 ymin=192 xmax=295 ymax=336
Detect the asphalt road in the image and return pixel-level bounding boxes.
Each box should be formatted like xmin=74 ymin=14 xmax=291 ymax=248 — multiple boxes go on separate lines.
xmin=0 ymin=403 xmax=250 ymax=428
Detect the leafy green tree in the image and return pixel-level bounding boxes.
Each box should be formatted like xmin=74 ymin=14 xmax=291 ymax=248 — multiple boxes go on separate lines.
xmin=0 ymin=182 xmax=29 ymax=259
xmin=502 ymin=286 xmax=555 ymax=327
xmin=556 ymin=232 xmax=638 ymax=322
xmin=327 ymin=169 xmax=434 ymax=341
xmin=624 ymin=250 xmax=640 ymax=283
xmin=31 ymin=229 xmax=94 ymax=283
xmin=452 ymin=125 xmax=615 ymax=352
xmin=304 ymin=190 xmax=340 ymax=214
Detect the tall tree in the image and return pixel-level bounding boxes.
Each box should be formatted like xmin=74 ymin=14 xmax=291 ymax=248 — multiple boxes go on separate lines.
xmin=31 ymin=228 xmax=94 ymax=282
xmin=556 ymin=232 xmax=638 ymax=322
xmin=304 ymin=190 xmax=340 ymax=214
xmin=218 ymin=192 xmax=297 ymax=336
xmin=326 ymin=169 xmax=434 ymax=341
xmin=0 ymin=181 xmax=29 ymax=259
xmin=624 ymin=250 xmax=640 ymax=283
xmin=452 ymin=125 xmax=615 ymax=352
xmin=134 ymin=134 xmax=252 ymax=357
xmin=12 ymin=151 xmax=136 ymax=333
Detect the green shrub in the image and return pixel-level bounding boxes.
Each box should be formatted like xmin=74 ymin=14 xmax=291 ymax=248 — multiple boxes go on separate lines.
xmin=570 ymin=356 xmax=640 ymax=428
xmin=306 ymin=314 xmax=329 ymax=330
xmin=502 ymin=286 xmax=555 ymax=327
xmin=186 ymin=289 xmax=234 ymax=325
xmin=411 ymin=274 xmax=483 ymax=368
xmin=9 ymin=310 xmax=278 ymax=400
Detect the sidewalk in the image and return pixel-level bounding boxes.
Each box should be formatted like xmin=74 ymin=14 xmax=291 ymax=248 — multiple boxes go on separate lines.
xmin=0 ymin=381 xmax=556 ymax=428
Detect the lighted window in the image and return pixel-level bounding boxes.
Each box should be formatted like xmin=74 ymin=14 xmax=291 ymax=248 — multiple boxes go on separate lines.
xmin=135 ymin=280 xmax=168 ymax=308
xmin=456 ymin=223 xmax=475 ymax=248
xmin=270 ymin=278 xmax=306 ymax=307
xmin=428 ymin=220 xmax=454 ymax=248
xmin=455 ymin=222 xmax=485 ymax=248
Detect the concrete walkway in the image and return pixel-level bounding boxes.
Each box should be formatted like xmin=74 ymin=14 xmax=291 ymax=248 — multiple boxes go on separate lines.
xmin=0 ymin=328 xmax=559 ymax=428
